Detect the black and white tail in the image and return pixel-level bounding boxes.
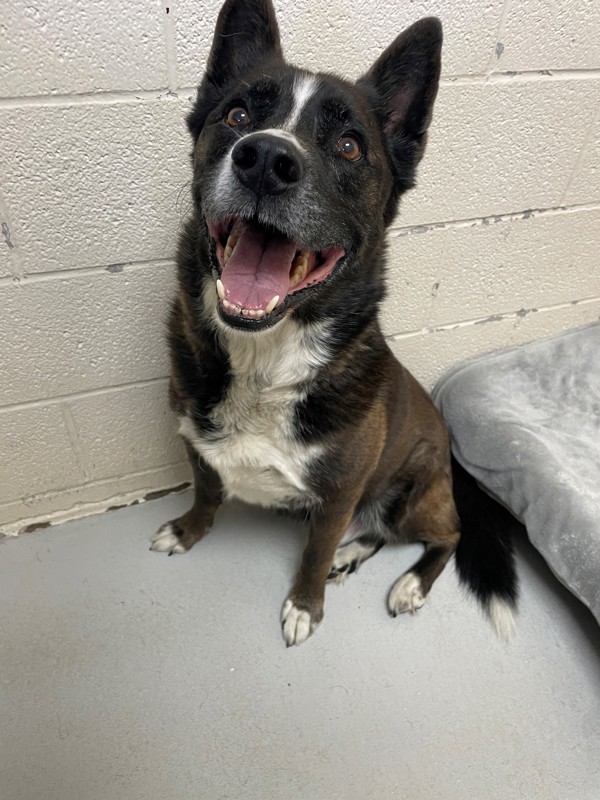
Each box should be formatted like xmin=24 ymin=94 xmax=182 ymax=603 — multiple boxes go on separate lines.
xmin=451 ymin=456 xmax=519 ymax=639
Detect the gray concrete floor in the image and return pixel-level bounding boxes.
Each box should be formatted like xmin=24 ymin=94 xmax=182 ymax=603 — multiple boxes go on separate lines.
xmin=1 ymin=492 xmax=599 ymax=800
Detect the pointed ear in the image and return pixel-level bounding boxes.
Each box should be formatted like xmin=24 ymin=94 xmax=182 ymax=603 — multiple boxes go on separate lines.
xmin=188 ymin=0 xmax=283 ymax=140
xmin=358 ymin=18 xmax=442 ymax=209
xmin=205 ymin=0 xmax=282 ymax=89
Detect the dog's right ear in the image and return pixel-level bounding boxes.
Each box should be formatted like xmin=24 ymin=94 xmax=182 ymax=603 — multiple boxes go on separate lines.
xmin=187 ymin=0 xmax=283 ymax=141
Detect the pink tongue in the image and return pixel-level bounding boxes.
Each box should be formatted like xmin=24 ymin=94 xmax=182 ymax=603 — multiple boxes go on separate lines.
xmin=220 ymin=223 xmax=298 ymax=310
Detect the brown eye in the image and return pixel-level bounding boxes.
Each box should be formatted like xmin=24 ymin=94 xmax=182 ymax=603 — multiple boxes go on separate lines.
xmin=226 ymin=106 xmax=250 ymax=127
xmin=337 ymin=135 xmax=362 ymax=162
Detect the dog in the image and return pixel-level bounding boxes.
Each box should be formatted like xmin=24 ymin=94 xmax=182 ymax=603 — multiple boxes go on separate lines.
xmin=150 ymin=0 xmax=518 ymax=646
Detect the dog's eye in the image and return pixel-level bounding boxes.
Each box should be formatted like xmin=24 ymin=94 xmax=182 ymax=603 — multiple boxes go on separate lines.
xmin=337 ymin=135 xmax=362 ymax=162
xmin=226 ymin=106 xmax=250 ymax=128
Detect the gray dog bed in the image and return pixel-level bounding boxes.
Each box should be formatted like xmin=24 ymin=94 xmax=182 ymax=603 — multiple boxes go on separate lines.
xmin=433 ymin=323 xmax=600 ymax=624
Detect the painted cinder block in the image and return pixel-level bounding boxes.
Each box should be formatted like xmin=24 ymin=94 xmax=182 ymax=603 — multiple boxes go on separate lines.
xmin=0 ymin=263 xmax=175 ymax=407
xmin=67 ymin=381 xmax=186 ymax=482
xmin=381 ymin=209 xmax=600 ymax=336
xmin=395 ymin=80 xmax=600 ymax=228
xmin=0 ymin=0 xmax=169 ymax=97
xmin=1 ymin=194 xmax=20 ymax=278
xmin=563 ymin=112 xmax=600 ymax=208
xmin=496 ymin=0 xmax=600 ymax=72
xmin=388 ymin=302 xmax=600 ymax=390
xmin=0 ymin=404 xmax=82 ymax=504
xmin=175 ymin=0 xmax=504 ymax=86
xmin=0 ymin=235 xmax=16 ymax=277
xmin=0 ymin=99 xmax=191 ymax=274
xmin=0 ymin=463 xmax=191 ymax=534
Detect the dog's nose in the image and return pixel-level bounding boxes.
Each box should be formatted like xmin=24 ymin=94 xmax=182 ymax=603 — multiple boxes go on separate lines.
xmin=231 ymin=134 xmax=303 ymax=196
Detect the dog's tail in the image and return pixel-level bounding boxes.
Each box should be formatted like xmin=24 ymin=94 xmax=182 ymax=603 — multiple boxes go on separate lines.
xmin=451 ymin=455 xmax=519 ymax=639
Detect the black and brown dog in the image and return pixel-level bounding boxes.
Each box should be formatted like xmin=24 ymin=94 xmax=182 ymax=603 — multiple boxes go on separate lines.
xmin=151 ymin=0 xmax=518 ymax=646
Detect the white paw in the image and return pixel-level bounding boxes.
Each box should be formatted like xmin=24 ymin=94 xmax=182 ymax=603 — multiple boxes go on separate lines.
xmin=329 ymin=569 xmax=349 ymax=587
xmin=149 ymin=523 xmax=186 ymax=555
xmin=329 ymin=542 xmax=363 ymax=585
xmin=328 ymin=539 xmax=378 ymax=585
xmin=281 ymin=599 xmax=319 ymax=646
xmin=388 ymin=572 xmax=426 ymax=616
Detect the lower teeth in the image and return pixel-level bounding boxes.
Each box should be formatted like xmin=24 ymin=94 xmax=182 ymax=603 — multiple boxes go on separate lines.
xmin=222 ymin=298 xmax=241 ymax=314
xmin=221 ymin=298 xmax=266 ymax=319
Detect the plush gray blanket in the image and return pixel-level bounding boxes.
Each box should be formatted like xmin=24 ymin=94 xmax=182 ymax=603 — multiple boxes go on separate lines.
xmin=433 ymin=323 xmax=600 ymax=624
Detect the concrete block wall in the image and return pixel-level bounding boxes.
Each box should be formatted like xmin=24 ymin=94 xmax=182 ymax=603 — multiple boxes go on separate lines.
xmin=1 ymin=0 xmax=599 ymax=534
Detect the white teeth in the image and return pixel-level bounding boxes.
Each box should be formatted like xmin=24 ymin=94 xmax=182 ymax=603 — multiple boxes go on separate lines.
xmin=289 ymin=251 xmax=310 ymax=289
xmin=265 ymin=295 xmax=279 ymax=314
xmin=223 ymin=229 xmax=240 ymax=264
xmin=223 ymin=298 xmax=242 ymax=314
xmin=222 ymin=298 xmax=266 ymax=319
xmin=216 ymin=279 xmax=225 ymax=301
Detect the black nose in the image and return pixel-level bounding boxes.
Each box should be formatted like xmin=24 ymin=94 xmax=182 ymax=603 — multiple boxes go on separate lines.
xmin=231 ymin=134 xmax=304 ymax=196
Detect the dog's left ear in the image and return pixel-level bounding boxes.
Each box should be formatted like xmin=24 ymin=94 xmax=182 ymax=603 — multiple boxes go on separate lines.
xmin=358 ymin=18 xmax=442 ymax=217
xmin=188 ymin=0 xmax=283 ymax=141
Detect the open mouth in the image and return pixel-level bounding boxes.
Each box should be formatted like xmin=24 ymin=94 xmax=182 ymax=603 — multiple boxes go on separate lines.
xmin=207 ymin=217 xmax=345 ymax=328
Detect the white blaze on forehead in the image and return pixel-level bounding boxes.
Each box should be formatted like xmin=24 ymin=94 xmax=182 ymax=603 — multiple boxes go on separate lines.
xmin=285 ymin=74 xmax=319 ymax=131
xmin=241 ymin=128 xmax=305 ymax=153
xmin=209 ymin=78 xmax=317 ymax=203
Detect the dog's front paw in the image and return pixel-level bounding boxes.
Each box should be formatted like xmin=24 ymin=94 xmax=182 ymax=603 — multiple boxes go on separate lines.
xmin=387 ymin=572 xmax=426 ymax=616
xmin=149 ymin=509 xmax=213 ymax=555
xmin=150 ymin=522 xmax=189 ymax=555
xmin=281 ymin=598 xmax=323 ymax=647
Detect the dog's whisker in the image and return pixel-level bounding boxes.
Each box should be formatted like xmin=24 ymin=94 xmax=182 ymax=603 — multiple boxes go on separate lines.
xmin=175 ymin=181 xmax=194 ymax=220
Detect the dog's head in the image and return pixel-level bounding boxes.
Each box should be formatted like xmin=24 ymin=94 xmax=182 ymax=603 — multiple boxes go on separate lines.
xmin=187 ymin=0 xmax=442 ymax=332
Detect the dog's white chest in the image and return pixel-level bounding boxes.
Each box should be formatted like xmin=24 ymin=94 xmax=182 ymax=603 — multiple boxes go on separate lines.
xmin=181 ymin=384 xmax=313 ymax=507
xmin=180 ymin=319 xmax=329 ymax=509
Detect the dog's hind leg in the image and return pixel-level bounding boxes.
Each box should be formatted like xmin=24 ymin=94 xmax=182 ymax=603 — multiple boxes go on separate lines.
xmin=328 ymin=536 xmax=385 ymax=584
xmin=387 ymin=469 xmax=460 ymax=616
